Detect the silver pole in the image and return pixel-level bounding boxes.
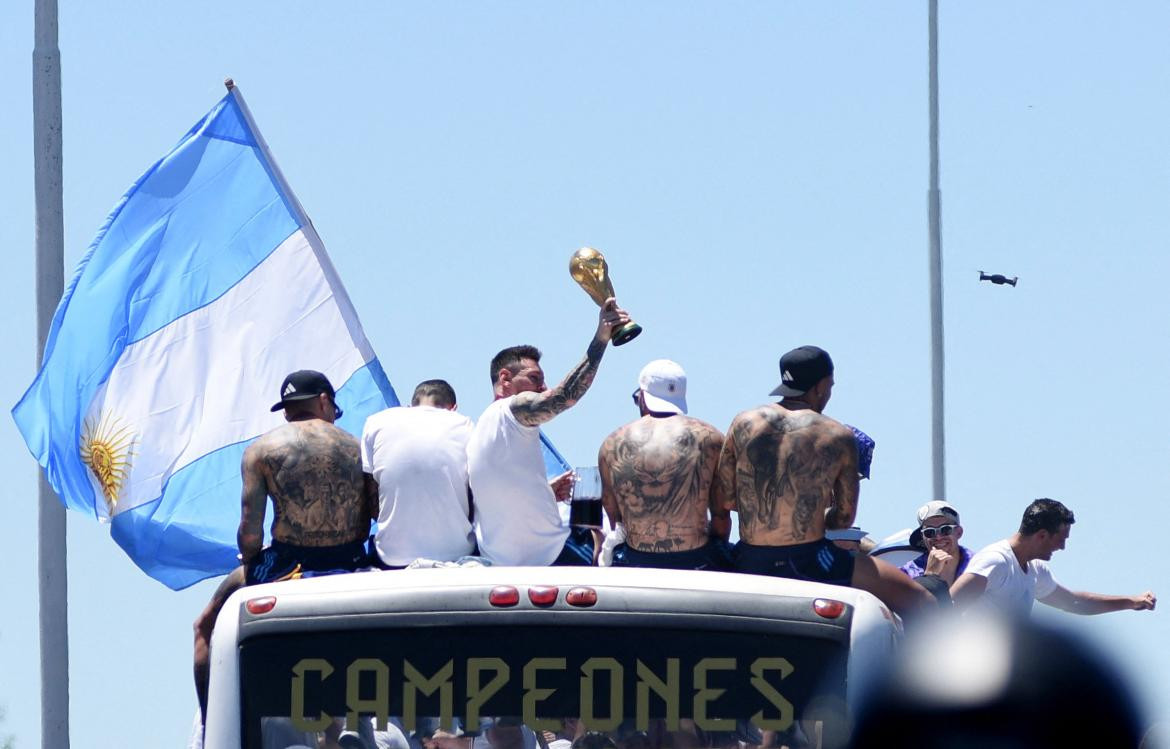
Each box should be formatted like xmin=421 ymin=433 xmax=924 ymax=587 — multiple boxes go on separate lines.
xmin=928 ymin=0 xmax=946 ymax=500
xmin=33 ymin=0 xmax=70 ymax=746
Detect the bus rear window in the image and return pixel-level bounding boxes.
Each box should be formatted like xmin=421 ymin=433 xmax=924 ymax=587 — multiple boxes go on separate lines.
xmin=240 ymin=624 xmax=847 ymax=749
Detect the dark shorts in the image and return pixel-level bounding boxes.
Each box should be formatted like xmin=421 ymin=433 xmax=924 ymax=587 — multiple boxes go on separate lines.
xmin=734 ymin=538 xmax=855 ymax=586
xmin=244 ymin=538 xmax=370 ymax=585
xmin=552 ymin=527 xmax=596 ymax=567
xmin=612 ymin=539 xmax=734 ymax=571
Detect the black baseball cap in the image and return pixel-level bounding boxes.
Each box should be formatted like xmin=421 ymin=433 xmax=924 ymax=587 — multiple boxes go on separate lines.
xmin=769 ymin=345 xmax=834 ymax=397
xmin=270 ymin=370 xmax=341 ymax=417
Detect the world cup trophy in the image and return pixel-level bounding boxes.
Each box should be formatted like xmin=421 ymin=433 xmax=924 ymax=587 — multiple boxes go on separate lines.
xmin=569 ymin=247 xmax=642 ymax=346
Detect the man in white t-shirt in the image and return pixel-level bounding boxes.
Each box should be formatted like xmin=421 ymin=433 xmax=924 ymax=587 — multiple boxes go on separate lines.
xmin=468 ymin=297 xmax=630 ymax=566
xmin=362 ymin=379 xmax=476 ymax=567
xmin=952 ymin=498 xmax=1156 ymax=617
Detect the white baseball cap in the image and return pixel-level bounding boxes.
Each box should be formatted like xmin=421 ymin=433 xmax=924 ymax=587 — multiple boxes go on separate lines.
xmin=917 ymin=500 xmax=960 ymax=525
xmin=638 ymin=359 xmax=687 ymax=415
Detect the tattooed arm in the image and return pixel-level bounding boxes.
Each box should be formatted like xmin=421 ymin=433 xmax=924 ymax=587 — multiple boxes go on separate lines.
xmin=825 ymin=429 xmax=860 ymax=530
xmin=598 ymin=434 xmax=622 ymax=525
xmin=511 ymin=298 xmax=629 ymax=427
xmin=710 ymin=424 xmax=739 ymax=541
xmin=237 ymin=443 xmax=268 ymax=562
xmin=699 ymin=425 xmax=728 ymax=541
xmin=363 ymin=473 xmax=380 ymax=524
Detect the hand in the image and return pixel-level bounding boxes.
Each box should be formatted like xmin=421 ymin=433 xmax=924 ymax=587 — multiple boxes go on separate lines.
xmin=550 ymin=470 xmax=574 ymax=502
xmin=1132 ymin=590 xmax=1157 ymax=610
xmin=925 ymin=548 xmax=958 ymax=583
xmin=596 ymin=297 xmax=631 ymax=343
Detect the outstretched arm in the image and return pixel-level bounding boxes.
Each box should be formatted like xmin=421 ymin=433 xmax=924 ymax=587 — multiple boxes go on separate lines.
xmin=237 ymin=445 xmax=267 ymax=562
xmin=1039 ymin=585 xmax=1157 ymax=615
xmin=511 ymin=298 xmax=629 ymax=427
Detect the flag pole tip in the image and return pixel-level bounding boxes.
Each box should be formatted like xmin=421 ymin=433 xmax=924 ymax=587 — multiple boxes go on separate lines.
xmin=224 ymin=78 xmax=236 ymax=91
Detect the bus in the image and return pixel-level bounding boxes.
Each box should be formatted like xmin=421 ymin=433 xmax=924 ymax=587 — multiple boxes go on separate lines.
xmin=203 ymin=566 xmax=900 ymax=749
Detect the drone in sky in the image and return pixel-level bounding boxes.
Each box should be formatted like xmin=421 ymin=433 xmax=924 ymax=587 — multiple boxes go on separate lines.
xmin=979 ymin=271 xmax=1018 ymax=287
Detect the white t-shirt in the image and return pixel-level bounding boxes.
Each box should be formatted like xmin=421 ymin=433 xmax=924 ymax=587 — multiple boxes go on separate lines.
xmin=964 ymin=538 xmax=1059 ymax=617
xmin=361 ymin=405 xmax=475 ymax=566
xmin=467 ymin=397 xmax=569 ymax=565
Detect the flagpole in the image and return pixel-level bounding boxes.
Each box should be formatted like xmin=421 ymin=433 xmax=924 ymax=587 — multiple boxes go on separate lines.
xmin=927 ymin=0 xmax=946 ymax=501
xmin=33 ymin=0 xmax=70 ymax=746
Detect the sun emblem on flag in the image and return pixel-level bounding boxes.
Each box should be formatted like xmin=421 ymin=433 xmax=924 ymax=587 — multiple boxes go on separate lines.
xmin=80 ymin=413 xmax=136 ymax=514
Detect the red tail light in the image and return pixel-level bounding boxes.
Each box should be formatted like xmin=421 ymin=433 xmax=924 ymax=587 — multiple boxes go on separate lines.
xmin=565 ymin=587 xmax=598 ymax=607
xmin=528 ymin=586 xmax=559 ymax=606
xmin=813 ymin=598 xmax=846 ymax=619
xmin=245 ymin=596 xmax=277 ymax=615
xmin=489 ymin=586 xmax=520 ymax=607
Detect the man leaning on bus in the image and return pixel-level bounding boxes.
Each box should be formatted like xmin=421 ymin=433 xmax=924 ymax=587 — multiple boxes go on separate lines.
xmin=192 ymin=370 xmax=375 ymax=724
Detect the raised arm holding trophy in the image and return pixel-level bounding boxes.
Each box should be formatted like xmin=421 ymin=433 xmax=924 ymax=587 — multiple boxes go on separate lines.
xmin=466 ymin=250 xmax=634 ymax=566
xmin=570 ymin=247 xmax=642 ymax=346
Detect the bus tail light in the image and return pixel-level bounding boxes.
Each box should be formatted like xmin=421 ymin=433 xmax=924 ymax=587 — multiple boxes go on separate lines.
xmin=813 ymin=598 xmax=846 ymax=619
xmin=489 ymin=586 xmax=520 ymax=607
xmin=245 ymin=596 xmax=277 ymax=615
xmin=565 ymin=587 xmax=597 ymax=607
xmin=528 ymin=586 xmax=559 ymax=606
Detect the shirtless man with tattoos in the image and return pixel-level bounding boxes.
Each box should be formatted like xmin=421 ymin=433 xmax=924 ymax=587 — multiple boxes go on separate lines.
xmin=468 ymin=298 xmax=630 ymax=566
xmin=598 ymin=359 xmax=730 ymax=570
xmin=713 ymin=346 xmax=933 ymax=615
xmin=193 ymin=370 xmax=373 ymax=720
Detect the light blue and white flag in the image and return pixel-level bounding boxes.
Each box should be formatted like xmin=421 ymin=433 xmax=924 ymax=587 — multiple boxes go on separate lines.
xmin=540 ymin=432 xmax=571 ymax=478
xmin=13 ymin=87 xmax=399 ymax=589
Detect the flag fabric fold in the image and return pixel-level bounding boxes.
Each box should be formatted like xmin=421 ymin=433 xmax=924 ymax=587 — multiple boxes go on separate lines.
xmin=13 ymin=88 xmax=399 ymax=589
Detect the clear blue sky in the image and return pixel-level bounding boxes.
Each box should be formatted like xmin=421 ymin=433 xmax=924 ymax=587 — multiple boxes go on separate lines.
xmin=1 ymin=3 xmax=1167 ymax=747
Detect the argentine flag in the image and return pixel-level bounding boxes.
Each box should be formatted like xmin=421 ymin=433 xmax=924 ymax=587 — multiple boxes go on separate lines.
xmin=12 ymin=86 xmax=399 ymax=589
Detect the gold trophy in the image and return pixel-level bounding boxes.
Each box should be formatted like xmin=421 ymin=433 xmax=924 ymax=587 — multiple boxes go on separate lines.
xmin=569 ymin=247 xmax=642 ymax=346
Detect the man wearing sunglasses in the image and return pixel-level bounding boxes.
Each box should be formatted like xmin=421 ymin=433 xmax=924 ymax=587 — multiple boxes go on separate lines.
xmin=899 ymin=501 xmax=972 ymax=587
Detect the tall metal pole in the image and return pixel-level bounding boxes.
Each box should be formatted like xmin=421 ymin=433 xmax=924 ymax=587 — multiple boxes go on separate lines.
xmin=33 ymin=0 xmax=70 ymax=746
xmin=928 ymin=0 xmax=946 ymax=500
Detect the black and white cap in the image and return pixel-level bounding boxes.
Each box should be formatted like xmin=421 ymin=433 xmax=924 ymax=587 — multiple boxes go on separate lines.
xmin=769 ymin=345 xmax=834 ymax=397
xmin=270 ymin=370 xmax=339 ymax=414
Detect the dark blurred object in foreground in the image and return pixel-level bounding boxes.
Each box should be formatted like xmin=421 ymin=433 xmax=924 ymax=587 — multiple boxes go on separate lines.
xmin=850 ymin=615 xmax=1146 ymax=748
xmin=979 ymin=271 xmax=1018 ymax=286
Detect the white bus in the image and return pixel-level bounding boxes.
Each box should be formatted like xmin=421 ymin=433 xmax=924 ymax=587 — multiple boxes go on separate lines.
xmin=203 ymin=567 xmax=900 ymax=749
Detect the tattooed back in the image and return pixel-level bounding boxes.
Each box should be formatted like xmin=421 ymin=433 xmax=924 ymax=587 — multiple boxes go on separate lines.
xmin=599 ymin=415 xmax=724 ymax=553
xmin=714 ymin=405 xmax=858 ymax=547
xmin=248 ymin=420 xmax=368 ymax=547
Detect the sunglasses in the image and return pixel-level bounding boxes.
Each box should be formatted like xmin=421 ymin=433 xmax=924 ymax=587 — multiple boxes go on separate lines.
xmin=920 ymin=524 xmax=958 ymax=540
xmin=631 ymin=388 xmax=641 ymax=406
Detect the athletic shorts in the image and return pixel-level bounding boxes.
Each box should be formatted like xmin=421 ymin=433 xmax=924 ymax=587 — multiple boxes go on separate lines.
xmin=611 ymin=539 xmax=734 ymax=571
xmin=244 ymin=538 xmax=370 ymax=585
xmin=734 ymin=538 xmax=855 ymax=586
